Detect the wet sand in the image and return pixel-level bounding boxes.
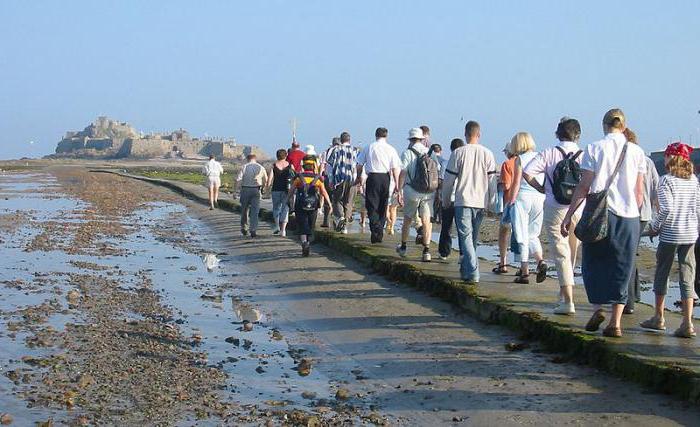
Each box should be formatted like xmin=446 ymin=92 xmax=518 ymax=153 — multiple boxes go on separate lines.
xmin=2 ymin=166 xmax=699 ymax=426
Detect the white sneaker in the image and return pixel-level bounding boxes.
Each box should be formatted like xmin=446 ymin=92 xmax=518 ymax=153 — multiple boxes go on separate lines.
xmin=422 ymin=251 xmax=432 ymax=262
xmin=553 ymin=302 xmax=575 ymax=315
xmin=438 ymin=255 xmax=448 ymax=261
xmin=341 ymin=227 xmax=348 ymax=234
xmin=396 ymin=245 xmax=407 ymax=258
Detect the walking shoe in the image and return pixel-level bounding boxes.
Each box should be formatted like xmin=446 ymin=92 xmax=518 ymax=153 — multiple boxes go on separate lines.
xmin=673 ymin=324 xmax=697 ymax=338
xmin=396 ymin=244 xmax=407 ymax=258
xmin=640 ymin=316 xmax=666 ymax=331
xmin=335 ymin=219 xmax=346 ymax=233
xmin=602 ymin=325 xmax=623 ymax=338
xmin=422 ymin=248 xmax=431 ymax=262
xmin=301 ymin=242 xmax=310 ymax=257
xmin=241 ymin=229 xmax=248 ymax=236
xmin=585 ymin=309 xmax=606 ymax=332
xmin=514 ymin=274 xmax=530 ymax=284
xmin=250 ymin=231 xmax=257 ymax=238
xmin=552 ymin=302 xmax=575 ymax=315
xmin=438 ymin=254 xmax=448 ymax=261
xmin=536 ymin=261 xmax=548 ymax=283
xmin=341 ymin=227 xmax=349 ymax=234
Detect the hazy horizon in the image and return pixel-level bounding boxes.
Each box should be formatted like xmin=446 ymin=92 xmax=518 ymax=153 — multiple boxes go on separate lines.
xmin=2 ymin=1 xmax=699 ymax=160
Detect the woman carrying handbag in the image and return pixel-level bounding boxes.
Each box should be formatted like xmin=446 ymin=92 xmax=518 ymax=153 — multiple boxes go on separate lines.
xmin=560 ymin=109 xmax=647 ymax=338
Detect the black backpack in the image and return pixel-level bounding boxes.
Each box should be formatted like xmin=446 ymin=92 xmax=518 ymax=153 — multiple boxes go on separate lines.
xmin=297 ymin=174 xmax=321 ymax=211
xmin=408 ymin=147 xmax=440 ymax=193
xmin=549 ymin=147 xmax=582 ymax=205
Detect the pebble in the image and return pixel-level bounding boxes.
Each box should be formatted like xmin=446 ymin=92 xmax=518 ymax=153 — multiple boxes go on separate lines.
xmin=0 ymin=413 xmax=13 ymax=425
xmin=242 ymin=321 xmax=253 ymax=332
xmin=335 ymin=388 xmax=350 ymax=401
xmin=297 ymin=358 xmax=312 ymax=377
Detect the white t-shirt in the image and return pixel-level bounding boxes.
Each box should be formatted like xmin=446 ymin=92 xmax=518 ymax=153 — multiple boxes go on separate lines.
xmin=357 ymin=138 xmax=401 ymax=173
xmin=400 ymin=142 xmax=428 ymax=186
xmin=202 ymin=159 xmax=223 ymax=178
xmin=442 ymin=144 xmax=497 ymax=209
xmin=580 ymin=133 xmax=646 ymax=218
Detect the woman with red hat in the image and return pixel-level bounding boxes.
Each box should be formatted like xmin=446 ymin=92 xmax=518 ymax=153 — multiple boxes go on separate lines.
xmin=640 ymin=142 xmax=700 ymax=338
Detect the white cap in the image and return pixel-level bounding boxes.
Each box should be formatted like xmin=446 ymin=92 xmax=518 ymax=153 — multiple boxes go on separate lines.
xmin=407 ymin=128 xmax=425 ymax=140
xmin=305 ymin=145 xmax=317 ymax=156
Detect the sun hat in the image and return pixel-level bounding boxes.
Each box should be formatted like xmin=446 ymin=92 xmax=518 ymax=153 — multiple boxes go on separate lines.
xmin=305 ymin=145 xmax=317 ymax=156
xmin=407 ymin=128 xmax=425 ymax=140
xmin=665 ymin=142 xmax=693 ymax=161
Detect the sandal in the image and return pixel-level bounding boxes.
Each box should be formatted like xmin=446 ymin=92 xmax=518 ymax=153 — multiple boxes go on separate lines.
xmin=673 ymin=324 xmax=697 ymax=338
xmin=492 ymin=264 xmax=508 ymax=274
xmin=514 ymin=274 xmax=530 ymax=284
xmin=585 ymin=309 xmax=606 ymax=332
xmin=535 ymin=261 xmax=548 ymax=283
xmin=602 ymin=325 xmax=623 ymax=338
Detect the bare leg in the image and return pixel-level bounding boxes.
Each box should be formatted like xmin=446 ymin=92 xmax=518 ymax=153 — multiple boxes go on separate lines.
xmin=561 ymin=285 xmax=574 ymax=305
xmin=654 ymin=293 xmax=666 ymax=319
xmin=682 ymin=298 xmax=694 ymax=329
xmin=609 ymin=304 xmax=625 ymax=329
xmin=421 ymin=213 xmax=432 ymax=248
xmin=213 ymin=185 xmax=220 ymax=205
xmin=498 ymin=224 xmax=509 ymax=267
xmin=208 ymin=186 xmax=215 ymax=209
xmin=401 ymin=217 xmax=413 ymax=245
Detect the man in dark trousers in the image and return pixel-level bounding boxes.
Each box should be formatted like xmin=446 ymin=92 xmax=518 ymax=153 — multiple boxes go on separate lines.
xmin=356 ymin=127 xmax=401 ymax=243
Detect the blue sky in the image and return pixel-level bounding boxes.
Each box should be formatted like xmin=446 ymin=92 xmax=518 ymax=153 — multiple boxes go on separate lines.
xmin=1 ymin=1 xmax=699 ymax=159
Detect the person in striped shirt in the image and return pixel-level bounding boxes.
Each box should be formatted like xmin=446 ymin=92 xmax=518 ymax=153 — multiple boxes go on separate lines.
xmin=641 ymin=142 xmax=700 ymax=338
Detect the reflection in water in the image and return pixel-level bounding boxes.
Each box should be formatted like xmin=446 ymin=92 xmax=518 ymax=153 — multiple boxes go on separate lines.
xmin=232 ymin=298 xmax=263 ymax=323
xmin=201 ymin=253 xmax=220 ymax=272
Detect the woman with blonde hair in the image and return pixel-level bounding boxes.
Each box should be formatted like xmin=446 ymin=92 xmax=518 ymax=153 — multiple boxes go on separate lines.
xmin=641 ymin=142 xmax=700 ymax=338
xmin=506 ymin=132 xmax=547 ymax=284
xmin=561 ymin=108 xmax=647 ymax=338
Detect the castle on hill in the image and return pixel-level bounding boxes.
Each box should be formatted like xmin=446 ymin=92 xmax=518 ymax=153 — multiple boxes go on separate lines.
xmin=53 ymin=116 xmax=268 ymax=160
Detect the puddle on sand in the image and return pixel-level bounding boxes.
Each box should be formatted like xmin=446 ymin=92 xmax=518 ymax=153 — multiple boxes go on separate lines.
xmin=0 ymin=173 xmax=334 ymax=425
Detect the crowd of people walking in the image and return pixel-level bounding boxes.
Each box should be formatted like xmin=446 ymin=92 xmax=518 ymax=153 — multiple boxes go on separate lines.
xmin=204 ymin=108 xmax=699 ymax=339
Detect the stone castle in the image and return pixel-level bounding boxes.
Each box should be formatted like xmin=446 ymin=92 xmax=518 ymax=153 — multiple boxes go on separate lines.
xmin=53 ymin=116 xmax=268 ymax=160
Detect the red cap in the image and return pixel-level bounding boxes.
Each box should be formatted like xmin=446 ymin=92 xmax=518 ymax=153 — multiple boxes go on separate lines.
xmin=665 ymin=142 xmax=693 ymax=161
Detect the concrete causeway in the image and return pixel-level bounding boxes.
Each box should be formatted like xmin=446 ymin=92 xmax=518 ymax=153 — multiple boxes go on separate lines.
xmin=103 ymin=170 xmax=700 ymax=405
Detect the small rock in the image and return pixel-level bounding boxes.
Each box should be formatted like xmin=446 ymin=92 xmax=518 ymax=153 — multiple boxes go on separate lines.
xmin=335 ymin=388 xmax=350 ymax=401
xmin=297 ymin=358 xmax=312 ymax=377
xmin=225 ymin=336 xmax=240 ymax=346
xmin=36 ymin=419 xmax=53 ymax=427
xmin=242 ymin=321 xmax=253 ymax=332
xmin=255 ymin=366 xmax=266 ymax=374
xmin=271 ymin=329 xmax=283 ymax=340
xmin=301 ymin=391 xmax=317 ymax=400
xmin=0 ymin=413 xmax=13 ymax=425
xmin=504 ymin=342 xmax=529 ymax=352
xmin=66 ymin=290 xmax=80 ymax=304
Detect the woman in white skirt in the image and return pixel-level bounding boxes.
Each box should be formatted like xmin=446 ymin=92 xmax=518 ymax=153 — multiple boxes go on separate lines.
xmin=507 ymin=132 xmax=547 ymax=284
xmin=202 ymin=154 xmax=224 ymax=210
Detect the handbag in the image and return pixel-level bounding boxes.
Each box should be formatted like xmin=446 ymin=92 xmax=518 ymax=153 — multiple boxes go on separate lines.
xmin=574 ymin=142 xmax=628 ymax=243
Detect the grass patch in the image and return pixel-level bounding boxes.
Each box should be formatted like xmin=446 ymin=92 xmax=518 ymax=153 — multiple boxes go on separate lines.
xmin=129 ymin=168 xmax=238 ymax=194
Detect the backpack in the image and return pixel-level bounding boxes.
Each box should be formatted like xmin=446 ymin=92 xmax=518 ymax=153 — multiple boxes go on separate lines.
xmin=408 ymin=147 xmax=440 ymax=193
xmin=296 ymin=174 xmax=321 ymax=211
xmin=549 ymin=146 xmax=582 ymax=205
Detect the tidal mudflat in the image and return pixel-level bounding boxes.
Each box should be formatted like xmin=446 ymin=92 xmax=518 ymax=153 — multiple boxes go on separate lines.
xmin=0 ymin=169 xmax=372 ymax=426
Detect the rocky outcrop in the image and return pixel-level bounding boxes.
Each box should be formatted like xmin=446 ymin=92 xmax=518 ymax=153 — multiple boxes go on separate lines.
xmin=53 ymin=117 xmax=268 ymax=160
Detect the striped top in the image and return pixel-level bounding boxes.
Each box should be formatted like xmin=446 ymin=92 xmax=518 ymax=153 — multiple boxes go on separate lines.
xmin=651 ymin=174 xmax=700 ymax=244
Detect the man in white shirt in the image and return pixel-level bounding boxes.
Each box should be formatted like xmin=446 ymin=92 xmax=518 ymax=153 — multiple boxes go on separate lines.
xmin=442 ymin=121 xmax=497 ymax=283
xmin=202 ymin=154 xmax=224 ymax=210
xmin=237 ymin=153 xmax=268 ymax=238
xmin=356 ymin=127 xmax=401 ymax=243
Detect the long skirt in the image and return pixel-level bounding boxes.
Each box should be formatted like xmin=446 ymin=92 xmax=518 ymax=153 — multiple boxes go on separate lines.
xmin=581 ymin=211 xmax=640 ymax=305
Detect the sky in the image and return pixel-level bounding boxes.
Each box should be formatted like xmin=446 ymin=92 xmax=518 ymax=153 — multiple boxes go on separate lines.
xmin=1 ymin=0 xmax=700 ymax=160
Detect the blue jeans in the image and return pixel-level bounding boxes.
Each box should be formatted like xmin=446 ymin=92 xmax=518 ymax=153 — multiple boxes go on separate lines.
xmin=455 ymin=207 xmax=484 ymax=282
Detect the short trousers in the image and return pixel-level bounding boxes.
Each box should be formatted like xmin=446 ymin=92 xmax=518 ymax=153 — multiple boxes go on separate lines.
xmin=402 ymin=185 xmax=434 ymax=219
xmin=207 ymin=176 xmax=221 ymax=187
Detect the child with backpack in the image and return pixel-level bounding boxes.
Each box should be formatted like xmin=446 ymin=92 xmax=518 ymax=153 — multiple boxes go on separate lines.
xmin=288 ymin=158 xmax=332 ymax=256
xmin=641 ymin=142 xmax=700 ymax=338
xmin=522 ymin=118 xmax=583 ymax=314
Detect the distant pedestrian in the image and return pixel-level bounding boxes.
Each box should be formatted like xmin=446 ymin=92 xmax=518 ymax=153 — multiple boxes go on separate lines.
xmin=396 ymin=128 xmax=439 ymax=262
xmin=428 ymin=142 xmax=446 ymax=224
xmin=356 ymin=127 xmax=401 ymax=243
xmin=303 ymin=145 xmax=320 ymax=173
xmin=493 ymin=143 xmax=516 ymax=273
xmin=507 ymin=132 xmax=547 ymax=284
xmin=266 ymin=149 xmax=292 ymax=237
xmin=287 ymin=140 xmax=305 ymax=173
xmin=523 ymin=118 xmax=583 ymax=314
xmin=437 ymin=138 xmax=466 ymax=260
xmin=561 ymin=108 xmax=646 ymax=338
xmin=326 ymin=131 xmax=358 ymax=234
xmin=288 ymin=158 xmax=332 ymax=256
xmin=202 ymin=154 xmax=224 ymax=210
xmin=320 ymin=137 xmax=341 ymax=228
xmin=622 ymin=128 xmax=659 ymax=314
xmin=237 ymin=153 xmax=268 ymax=238
xmin=442 ymin=121 xmax=497 ymax=283
xmin=641 ymin=142 xmax=699 ymax=338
